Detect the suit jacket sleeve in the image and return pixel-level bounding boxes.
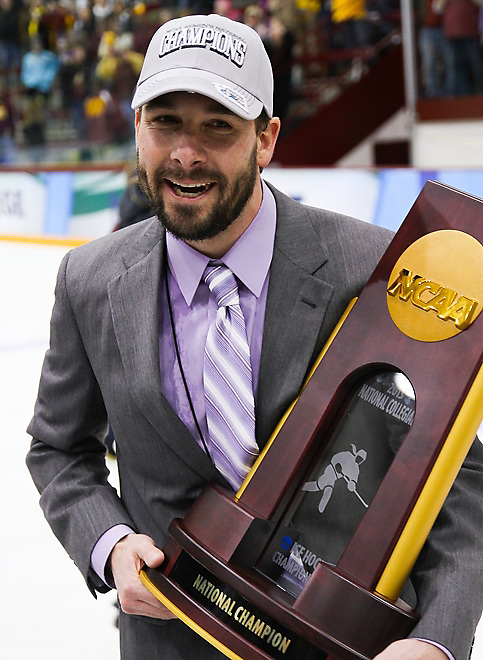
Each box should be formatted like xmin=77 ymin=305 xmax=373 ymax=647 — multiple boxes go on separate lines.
xmin=26 ymin=250 xmax=136 ymax=595
xmin=408 ymin=435 xmax=483 ymax=659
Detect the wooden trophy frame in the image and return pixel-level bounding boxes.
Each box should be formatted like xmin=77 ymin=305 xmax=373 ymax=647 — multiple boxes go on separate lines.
xmin=141 ymin=181 xmax=483 ymax=660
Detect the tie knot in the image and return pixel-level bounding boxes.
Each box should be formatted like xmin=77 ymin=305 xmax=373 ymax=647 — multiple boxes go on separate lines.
xmin=203 ymin=262 xmax=239 ymax=308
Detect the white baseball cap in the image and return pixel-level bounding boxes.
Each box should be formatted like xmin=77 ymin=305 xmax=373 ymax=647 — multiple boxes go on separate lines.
xmin=131 ymin=14 xmax=273 ymax=120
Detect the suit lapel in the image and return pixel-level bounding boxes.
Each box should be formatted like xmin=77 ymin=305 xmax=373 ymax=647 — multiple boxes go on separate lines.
xmin=106 ymin=190 xmax=336 ymax=473
xmin=256 ymin=187 xmax=335 ymax=447
xmin=107 ymin=220 xmax=220 ymax=483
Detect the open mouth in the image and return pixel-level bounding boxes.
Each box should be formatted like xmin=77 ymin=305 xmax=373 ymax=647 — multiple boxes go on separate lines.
xmin=166 ymin=179 xmax=215 ymax=199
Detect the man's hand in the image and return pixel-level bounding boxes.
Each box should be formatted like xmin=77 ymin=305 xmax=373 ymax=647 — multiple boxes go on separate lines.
xmin=374 ymin=639 xmax=448 ymax=660
xmin=109 ymin=533 xmax=177 ymax=620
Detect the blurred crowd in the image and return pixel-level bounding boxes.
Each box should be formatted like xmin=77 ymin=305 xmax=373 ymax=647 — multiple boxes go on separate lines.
xmin=0 ymin=0 xmax=400 ymax=164
xmin=1 ymin=0 xmax=479 ymax=165
xmin=0 ymin=0 xmax=304 ymax=163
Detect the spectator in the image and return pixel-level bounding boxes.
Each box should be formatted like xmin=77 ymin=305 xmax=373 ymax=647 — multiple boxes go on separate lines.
xmin=92 ymin=0 xmax=114 ymax=25
xmin=0 ymin=79 xmax=17 ymax=163
xmin=72 ymin=1 xmax=96 ymax=41
xmin=438 ymin=0 xmax=483 ymax=95
xmin=131 ymin=3 xmax=161 ymax=56
xmin=111 ymin=36 xmax=143 ymax=139
xmin=40 ymin=0 xmax=74 ymax=51
xmin=243 ymin=5 xmax=295 ymax=120
xmin=416 ymin=0 xmax=450 ymax=97
xmin=25 ymin=0 xmax=50 ymax=51
xmin=57 ymin=35 xmax=91 ymax=138
xmin=83 ymin=78 xmax=127 ymax=145
xmin=95 ymin=28 xmax=143 ymax=140
xmin=115 ymin=162 xmax=153 ymax=231
xmin=329 ymin=0 xmax=372 ymax=76
xmin=365 ymin=0 xmax=400 ymax=43
xmin=0 ymin=0 xmax=23 ymax=73
xmin=331 ymin=0 xmax=372 ymax=51
xmin=20 ymin=34 xmax=60 ymax=95
xmin=20 ymin=34 xmax=59 ymax=151
xmin=57 ymin=33 xmax=80 ymax=109
xmin=265 ymin=11 xmax=296 ymax=119
xmin=212 ymin=0 xmax=242 ymax=21
xmin=243 ymin=4 xmax=269 ymax=39
xmin=111 ymin=0 xmax=133 ymax=33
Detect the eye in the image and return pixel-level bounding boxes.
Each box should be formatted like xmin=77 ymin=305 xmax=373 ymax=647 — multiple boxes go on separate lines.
xmin=147 ymin=112 xmax=180 ymax=128
xmin=205 ymin=118 xmax=233 ymax=133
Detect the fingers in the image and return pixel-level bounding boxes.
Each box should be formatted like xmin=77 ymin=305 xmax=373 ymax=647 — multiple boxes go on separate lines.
xmin=373 ymin=639 xmax=448 ymax=660
xmin=119 ymin=580 xmax=177 ymax=620
xmin=109 ymin=533 xmax=177 ymax=620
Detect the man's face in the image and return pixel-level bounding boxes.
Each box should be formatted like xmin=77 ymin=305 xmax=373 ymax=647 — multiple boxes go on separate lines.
xmin=135 ymin=92 xmax=263 ymax=245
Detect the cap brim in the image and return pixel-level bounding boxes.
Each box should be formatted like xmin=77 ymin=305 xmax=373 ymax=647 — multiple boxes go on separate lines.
xmin=131 ymin=67 xmax=264 ymax=120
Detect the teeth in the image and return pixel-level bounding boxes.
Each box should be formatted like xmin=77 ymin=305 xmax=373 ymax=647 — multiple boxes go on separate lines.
xmin=174 ymin=182 xmax=208 ymax=188
xmin=169 ymin=180 xmax=211 ymax=197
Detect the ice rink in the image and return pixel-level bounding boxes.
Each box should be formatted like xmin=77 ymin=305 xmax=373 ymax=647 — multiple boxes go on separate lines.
xmin=1 ymin=239 xmax=482 ymax=660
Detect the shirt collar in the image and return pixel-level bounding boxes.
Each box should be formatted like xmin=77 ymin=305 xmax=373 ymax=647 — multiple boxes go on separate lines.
xmin=166 ymin=180 xmax=276 ymax=305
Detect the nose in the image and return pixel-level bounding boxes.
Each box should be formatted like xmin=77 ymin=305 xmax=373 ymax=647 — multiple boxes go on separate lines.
xmin=169 ymin=133 xmax=206 ymax=170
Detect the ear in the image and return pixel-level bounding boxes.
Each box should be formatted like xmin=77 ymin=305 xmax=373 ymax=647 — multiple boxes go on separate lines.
xmin=134 ymin=107 xmax=141 ymax=140
xmin=257 ymin=117 xmax=281 ymax=168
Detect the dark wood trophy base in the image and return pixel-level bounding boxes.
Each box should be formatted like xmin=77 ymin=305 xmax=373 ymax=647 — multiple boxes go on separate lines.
xmin=141 ymin=181 xmax=483 ymax=659
xmin=142 ymin=483 xmax=418 ymax=660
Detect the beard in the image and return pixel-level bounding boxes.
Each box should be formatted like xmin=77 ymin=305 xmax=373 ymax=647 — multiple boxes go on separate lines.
xmin=136 ymin=145 xmax=258 ymax=243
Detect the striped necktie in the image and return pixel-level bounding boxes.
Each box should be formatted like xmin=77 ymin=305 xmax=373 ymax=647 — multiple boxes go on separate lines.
xmin=203 ymin=262 xmax=259 ymax=491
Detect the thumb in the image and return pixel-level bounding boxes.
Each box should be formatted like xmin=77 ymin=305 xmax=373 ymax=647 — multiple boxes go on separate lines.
xmin=137 ymin=535 xmax=165 ymax=569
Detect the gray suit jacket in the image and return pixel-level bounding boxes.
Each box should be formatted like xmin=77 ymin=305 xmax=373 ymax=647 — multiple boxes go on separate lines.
xmin=27 ymin=185 xmax=483 ymax=659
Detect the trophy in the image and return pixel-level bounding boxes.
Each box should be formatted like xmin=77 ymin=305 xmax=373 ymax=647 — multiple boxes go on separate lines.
xmin=141 ymin=181 xmax=483 ymax=659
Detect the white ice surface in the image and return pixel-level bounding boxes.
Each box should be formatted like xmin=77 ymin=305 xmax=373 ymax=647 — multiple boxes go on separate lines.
xmin=1 ymin=242 xmax=120 ymax=659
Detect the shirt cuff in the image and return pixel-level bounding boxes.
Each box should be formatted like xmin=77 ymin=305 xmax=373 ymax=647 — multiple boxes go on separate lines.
xmin=416 ymin=638 xmax=455 ymax=660
xmin=90 ymin=524 xmax=135 ymax=588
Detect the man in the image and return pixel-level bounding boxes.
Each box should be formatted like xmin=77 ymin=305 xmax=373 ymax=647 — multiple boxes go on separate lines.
xmin=26 ymin=13 xmax=483 ymax=660
xmin=438 ymin=0 xmax=483 ymax=96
